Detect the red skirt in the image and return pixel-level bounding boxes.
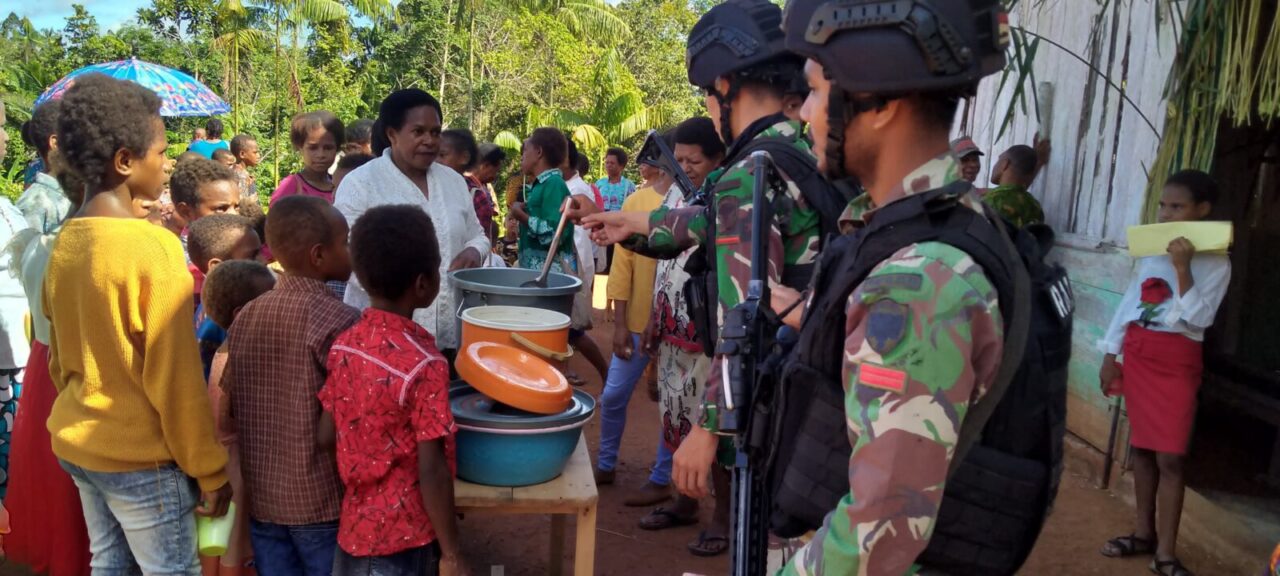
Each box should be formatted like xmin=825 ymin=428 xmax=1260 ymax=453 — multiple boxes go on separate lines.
xmin=1121 ymin=325 xmax=1203 ymax=455
xmin=5 ymin=341 xmax=91 ymax=576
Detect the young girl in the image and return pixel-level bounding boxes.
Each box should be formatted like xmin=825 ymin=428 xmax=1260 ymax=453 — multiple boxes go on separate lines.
xmin=42 ymin=72 xmax=232 ymax=572
xmin=511 ymin=127 xmax=576 ymax=275
xmin=1099 ymin=170 xmax=1232 ymax=576
xmin=271 ymin=110 xmax=344 ymax=206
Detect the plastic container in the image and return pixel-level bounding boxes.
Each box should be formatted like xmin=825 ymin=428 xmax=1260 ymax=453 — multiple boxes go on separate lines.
xmin=450 ymin=382 xmax=595 ymax=486
xmin=456 ymin=341 xmax=572 ymax=415
xmin=450 ymin=268 xmax=582 ymax=339
xmin=197 ymin=502 xmax=236 ymax=556
xmin=460 ymin=305 xmax=572 ymax=362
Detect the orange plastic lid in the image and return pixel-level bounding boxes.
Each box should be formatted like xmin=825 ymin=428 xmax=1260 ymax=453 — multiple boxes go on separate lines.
xmin=456 ymin=342 xmax=572 ymax=415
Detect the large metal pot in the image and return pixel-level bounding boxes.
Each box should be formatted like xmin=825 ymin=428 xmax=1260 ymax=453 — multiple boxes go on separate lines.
xmin=450 ymin=268 xmax=581 ymax=316
xmin=450 ymin=268 xmax=582 ymax=336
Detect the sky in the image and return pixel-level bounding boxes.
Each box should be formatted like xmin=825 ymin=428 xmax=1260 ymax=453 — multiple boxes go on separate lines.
xmin=14 ymin=0 xmax=628 ymax=33
xmin=16 ymin=0 xmax=145 ymax=31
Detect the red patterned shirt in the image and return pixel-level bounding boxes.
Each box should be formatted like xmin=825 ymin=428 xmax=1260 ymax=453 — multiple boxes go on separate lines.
xmin=466 ymin=174 xmax=497 ymax=241
xmin=318 ymin=308 xmax=456 ymax=557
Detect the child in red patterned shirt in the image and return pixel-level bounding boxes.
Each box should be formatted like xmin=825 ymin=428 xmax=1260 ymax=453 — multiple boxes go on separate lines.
xmin=319 ymin=205 xmax=468 ymax=576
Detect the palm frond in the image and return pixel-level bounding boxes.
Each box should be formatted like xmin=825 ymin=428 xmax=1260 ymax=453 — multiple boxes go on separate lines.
xmin=346 ymin=0 xmax=395 ymax=22
xmin=571 ymin=124 xmax=607 ymax=155
xmin=494 ymin=130 xmax=523 ymax=152
xmin=215 ymin=28 xmax=268 ymax=52
xmin=294 ymin=0 xmax=348 ymax=24
xmin=560 ymin=1 xmax=630 ymax=41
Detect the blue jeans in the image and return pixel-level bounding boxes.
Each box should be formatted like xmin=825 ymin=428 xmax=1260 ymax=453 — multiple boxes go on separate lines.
xmin=598 ymin=333 xmax=652 ymax=474
xmin=333 ymin=542 xmax=441 ymax=576
xmin=59 ymin=460 xmax=201 ymax=575
xmin=650 ymin=432 xmax=674 ymax=486
xmin=249 ymin=519 xmax=339 ymax=576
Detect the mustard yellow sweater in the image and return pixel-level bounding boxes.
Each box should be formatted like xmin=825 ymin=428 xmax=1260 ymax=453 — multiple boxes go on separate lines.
xmin=45 ymin=218 xmax=228 ymax=492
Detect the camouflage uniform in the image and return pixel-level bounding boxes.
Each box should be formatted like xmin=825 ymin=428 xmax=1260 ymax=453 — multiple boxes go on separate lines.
xmin=620 ymin=117 xmax=821 ymax=434
xmin=781 ymin=155 xmax=1005 ymax=576
xmin=983 ymin=183 xmax=1045 ymax=228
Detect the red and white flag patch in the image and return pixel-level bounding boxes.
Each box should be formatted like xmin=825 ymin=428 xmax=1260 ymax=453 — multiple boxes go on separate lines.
xmin=856 ymin=363 xmax=908 ymax=394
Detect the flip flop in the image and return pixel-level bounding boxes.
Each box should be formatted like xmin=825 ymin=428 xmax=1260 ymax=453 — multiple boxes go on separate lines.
xmin=638 ymin=507 xmax=698 ymax=531
xmin=1101 ymin=533 xmax=1156 ymax=558
xmin=1150 ymin=558 xmax=1193 ymax=576
xmin=688 ymin=530 xmax=729 ymax=557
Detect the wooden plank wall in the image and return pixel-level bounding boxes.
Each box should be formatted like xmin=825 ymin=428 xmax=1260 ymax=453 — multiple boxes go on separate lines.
xmin=958 ymin=0 xmax=1181 ymax=448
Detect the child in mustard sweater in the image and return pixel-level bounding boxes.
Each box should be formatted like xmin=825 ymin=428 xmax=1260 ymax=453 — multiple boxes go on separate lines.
xmin=43 ymin=73 xmax=232 ymax=573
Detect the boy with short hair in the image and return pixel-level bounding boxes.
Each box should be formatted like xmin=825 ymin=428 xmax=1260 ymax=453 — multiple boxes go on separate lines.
xmin=333 ymin=152 xmax=373 ymax=191
xmin=202 ymin=260 xmax=277 ymax=576
xmin=229 ymin=134 xmax=260 ymax=208
xmin=43 ymin=72 xmax=231 ymax=573
xmin=223 ymin=195 xmax=359 ymax=575
xmin=212 ymin=147 xmax=237 ymax=169
xmin=320 ymin=205 xmax=466 ymax=576
xmin=188 ymin=214 xmax=262 ymax=377
xmin=170 ymin=156 xmax=242 ymax=230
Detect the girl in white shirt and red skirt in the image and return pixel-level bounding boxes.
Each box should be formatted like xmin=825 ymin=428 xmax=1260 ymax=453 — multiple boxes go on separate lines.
xmin=1098 ymin=170 xmax=1232 ymax=576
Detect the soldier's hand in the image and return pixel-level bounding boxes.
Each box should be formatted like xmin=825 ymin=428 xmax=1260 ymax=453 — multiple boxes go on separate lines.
xmin=563 ymin=195 xmax=601 ymax=223
xmin=673 ymin=427 xmax=717 ymax=499
xmin=771 ymin=286 xmax=805 ymax=330
xmin=1167 ymin=237 xmax=1196 ymax=270
xmin=1099 ymin=354 xmax=1121 ymax=397
xmin=583 ymin=211 xmax=649 ymax=246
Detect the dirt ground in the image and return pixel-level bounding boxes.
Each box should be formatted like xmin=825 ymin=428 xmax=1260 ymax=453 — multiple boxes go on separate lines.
xmin=0 ymin=289 xmax=1239 ymax=576
xmin=451 ymin=300 xmax=1235 ymax=576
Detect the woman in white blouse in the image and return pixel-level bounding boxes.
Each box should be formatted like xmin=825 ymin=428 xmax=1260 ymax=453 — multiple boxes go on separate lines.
xmin=1097 ymin=171 xmax=1231 ymax=576
xmin=334 ymin=89 xmax=489 ymax=356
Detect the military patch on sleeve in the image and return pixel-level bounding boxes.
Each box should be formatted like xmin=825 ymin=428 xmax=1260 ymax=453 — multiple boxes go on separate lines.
xmin=865 ymin=299 xmax=909 ymax=355
xmin=856 ymin=363 xmax=908 ymax=394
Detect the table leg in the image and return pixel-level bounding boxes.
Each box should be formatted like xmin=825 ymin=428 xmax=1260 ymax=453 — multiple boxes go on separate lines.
xmin=550 ymin=514 xmax=566 ymax=575
xmin=574 ymin=503 xmax=597 ymax=576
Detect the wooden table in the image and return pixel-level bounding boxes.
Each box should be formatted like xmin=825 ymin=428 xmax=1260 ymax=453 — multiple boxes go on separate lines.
xmin=454 ymin=436 xmax=598 ymax=575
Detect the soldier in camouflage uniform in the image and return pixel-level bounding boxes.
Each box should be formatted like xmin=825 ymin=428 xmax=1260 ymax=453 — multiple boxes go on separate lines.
xmin=986 ymin=144 xmax=1047 ymax=228
xmin=581 ymin=0 xmax=820 ymax=526
xmin=771 ymin=1 xmax=1014 ymax=574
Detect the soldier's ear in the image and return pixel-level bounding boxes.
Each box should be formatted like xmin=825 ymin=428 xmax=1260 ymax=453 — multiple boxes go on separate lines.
xmin=869 ymin=99 xmax=903 ymax=131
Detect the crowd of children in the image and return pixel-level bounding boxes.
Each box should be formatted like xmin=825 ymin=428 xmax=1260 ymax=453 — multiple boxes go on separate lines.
xmin=1 ymin=74 xmax=479 ymax=576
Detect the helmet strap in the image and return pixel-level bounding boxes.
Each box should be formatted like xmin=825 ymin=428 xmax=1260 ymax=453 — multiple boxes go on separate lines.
xmin=713 ymin=79 xmax=741 ymax=146
xmin=825 ymin=85 xmax=890 ymax=181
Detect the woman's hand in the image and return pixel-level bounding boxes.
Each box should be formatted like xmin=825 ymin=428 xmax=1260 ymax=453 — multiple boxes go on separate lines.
xmin=583 ymin=211 xmax=649 ymax=246
xmin=613 ymin=324 xmax=634 ymax=362
xmin=1099 ymin=354 xmax=1121 ymax=397
xmin=1168 ymin=236 xmax=1196 ymax=271
xmin=510 ymin=202 xmax=529 ymax=223
xmin=641 ymin=316 xmax=662 ymax=356
xmin=448 ymin=247 xmax=484 ymax=272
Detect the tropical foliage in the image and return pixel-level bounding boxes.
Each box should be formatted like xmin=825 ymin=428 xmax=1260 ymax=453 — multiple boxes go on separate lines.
xmin=0 ymin=0 xmax=710 ymax=201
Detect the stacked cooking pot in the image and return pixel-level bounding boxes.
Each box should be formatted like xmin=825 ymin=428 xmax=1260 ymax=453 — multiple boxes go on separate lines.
xmin=448 ymin=268 xmax=595 ymax=487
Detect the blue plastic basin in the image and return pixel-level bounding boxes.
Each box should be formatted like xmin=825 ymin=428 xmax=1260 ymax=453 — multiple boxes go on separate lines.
xmin=455 ymin=427 xmax=583 ymax=487
xmin=450 ymin=382 xmax=595 ymax=487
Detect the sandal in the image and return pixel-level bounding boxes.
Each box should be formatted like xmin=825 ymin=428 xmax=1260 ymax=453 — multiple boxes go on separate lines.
xmin=1101 ymin=533 xmax=1156 ymax=558
xmin=688 ymin=530 xmax=729 ymax=557
xmin=564 ymin=371 xmax=588 ymax=387
xmin=1150 ymin=557 xmax=1193 ymax=576
xmin=638 ymin=506 xmax=698 ymax=531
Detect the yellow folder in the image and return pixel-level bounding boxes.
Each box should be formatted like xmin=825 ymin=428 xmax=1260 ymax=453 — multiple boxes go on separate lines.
xmin=1127 ymin=221 xmax=1233 ymax=257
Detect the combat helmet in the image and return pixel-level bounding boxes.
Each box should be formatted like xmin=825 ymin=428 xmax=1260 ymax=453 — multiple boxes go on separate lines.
xmin=687 ymin=0 xmax=804 ymax=143
xmin=782 ymin=0 xmax=1010 ymax=175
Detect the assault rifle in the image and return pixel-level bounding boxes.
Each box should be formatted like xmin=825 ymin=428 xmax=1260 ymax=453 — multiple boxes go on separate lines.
xmin=635 ymin=130 xmax=699 ymax=199
xmin=718 ymin=151 xmax=774 ymax=576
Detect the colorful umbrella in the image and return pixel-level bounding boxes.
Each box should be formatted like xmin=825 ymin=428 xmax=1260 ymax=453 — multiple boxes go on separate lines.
xmin=35 ymin=57 xmax=231 ymax=117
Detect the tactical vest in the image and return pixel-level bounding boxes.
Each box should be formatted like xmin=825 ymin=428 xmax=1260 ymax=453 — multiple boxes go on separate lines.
xmin=763 ymin=183 xmax=1072 ymax=576
xmin=683 ymin=114 xmax=855 ymax=356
